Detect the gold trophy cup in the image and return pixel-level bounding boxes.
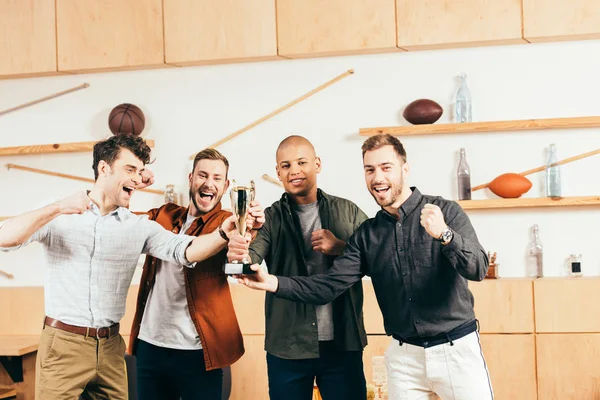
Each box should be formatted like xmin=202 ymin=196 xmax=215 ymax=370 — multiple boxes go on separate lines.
xmin=224 ymin=180 xmax=256 ymax=275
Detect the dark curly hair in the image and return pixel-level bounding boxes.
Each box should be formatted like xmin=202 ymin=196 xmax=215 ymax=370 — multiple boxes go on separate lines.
xmin=92 ymin=135 xmax=152 ymax=180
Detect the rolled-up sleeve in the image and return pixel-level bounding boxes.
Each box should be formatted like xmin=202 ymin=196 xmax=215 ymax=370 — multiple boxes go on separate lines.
xmin=142 ymin=219 xmax=196 ymax=267
xmin=0 ymin=221 xmax=51 ymax=252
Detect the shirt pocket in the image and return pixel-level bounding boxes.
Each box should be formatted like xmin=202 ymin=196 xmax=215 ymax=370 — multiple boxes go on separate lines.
xmin=410 ymin=233 xmax=435 ymax=269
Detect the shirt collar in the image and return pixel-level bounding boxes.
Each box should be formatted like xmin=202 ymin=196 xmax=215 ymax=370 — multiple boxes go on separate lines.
xmin=174 ymin=202 xmax=223 ymax=229
xmin=88 ymin=201 xmax=130 ymax=221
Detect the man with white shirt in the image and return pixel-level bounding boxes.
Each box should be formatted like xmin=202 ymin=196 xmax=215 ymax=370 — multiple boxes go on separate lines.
xmin=128 ymin=148 xmax=264 ymax=400
xmin=0 ymin=135 xmax=251 ymax=400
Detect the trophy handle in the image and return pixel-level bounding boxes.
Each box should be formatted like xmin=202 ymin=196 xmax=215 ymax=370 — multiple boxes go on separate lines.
xmin=250 ymin=180 xmax=256 ymax=202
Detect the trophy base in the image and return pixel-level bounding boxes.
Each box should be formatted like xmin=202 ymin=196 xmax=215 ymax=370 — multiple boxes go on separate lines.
xmin=224 ymin=263 xmax=256 ymax=275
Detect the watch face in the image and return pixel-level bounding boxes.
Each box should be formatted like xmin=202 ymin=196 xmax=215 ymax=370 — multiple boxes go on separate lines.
xmin=442 ymin=229 xmax=452 ymax=242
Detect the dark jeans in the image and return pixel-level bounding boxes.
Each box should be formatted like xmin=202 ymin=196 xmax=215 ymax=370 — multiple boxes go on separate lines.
xmin=267 ymin=341 xmax=366 ymax=400
xmin=136 ymin=340 xmax=223 ymax=400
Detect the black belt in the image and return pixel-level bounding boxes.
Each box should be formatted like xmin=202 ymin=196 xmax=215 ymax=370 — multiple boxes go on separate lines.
xmin=392 ymin=320 xmax=478 ymax=348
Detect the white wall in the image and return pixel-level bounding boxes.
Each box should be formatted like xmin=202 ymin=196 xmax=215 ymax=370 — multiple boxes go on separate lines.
xmin=1 ymin=39 xmax=600 ymax=287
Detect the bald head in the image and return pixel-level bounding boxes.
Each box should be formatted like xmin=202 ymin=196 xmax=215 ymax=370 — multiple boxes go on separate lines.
xmin=275 ymin=135 xmax=321 ymax=203
xmin=276 ymin=135 xmax=316 ymax=162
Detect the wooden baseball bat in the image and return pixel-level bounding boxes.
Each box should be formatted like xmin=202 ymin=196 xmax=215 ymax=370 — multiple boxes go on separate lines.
xmin=190 ymin=69 xmax=355 ymax=158
xmin=473 ymin=148 xmax=600 ymax=191
xmin=0 ymin=269 xmax=14 ymax=279
xmin=262 ymin=174 xmax=283 ymax=187
xmin=0 ymin=83 xmax=90 ymax=117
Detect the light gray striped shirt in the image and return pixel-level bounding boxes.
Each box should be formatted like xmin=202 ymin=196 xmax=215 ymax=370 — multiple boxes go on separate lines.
xmin=0 ymin=203 xmax=195 ymax=328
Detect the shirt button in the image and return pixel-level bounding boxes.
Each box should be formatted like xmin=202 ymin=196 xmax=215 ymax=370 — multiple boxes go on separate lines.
xmin=409 ymin=298 xmax=412 ymax=301
xmin=311 ymin=322 xmax=316 ymax=326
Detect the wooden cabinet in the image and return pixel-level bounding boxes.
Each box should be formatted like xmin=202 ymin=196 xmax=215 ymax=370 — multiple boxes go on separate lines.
xmin=56 ymin=0 xmax=164 ymax=72
xmin=276 ymin=0 xmax=398 ymax=58
xmin=364 ymin=280 xmax=385 ymax=334
xmin=480 ymin=334 xmax=538 ymax=400
xmin=230 ymin=283 xmax=266 ymax=335
xmin=396 ymin=0 xmax=525 ymax=50
xmin=163 ymin=0 xmax=278 ymax=66
xmin=534 ymin=277 xmax=600 ymax=333
xmin=537 ymin=333 xmax=600 ymax=399
xmin=469 ymin=279 xmax=534 ymax=333
xmin=523 ymin=0 xmax=600 ymax=42
xmin=230 ymin=335 xmax=268 ymax=400
xmin=0 ymin=0 xmax=57 ymax=78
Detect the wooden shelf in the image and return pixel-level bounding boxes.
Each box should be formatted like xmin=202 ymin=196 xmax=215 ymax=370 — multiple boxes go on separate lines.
xmin=459 ymin=196 xmax=600 ymax=210
xmin=359 ymin=116 xmax=600 ymax=137
xmin=0 ymin=139 xmax=155 ymax=157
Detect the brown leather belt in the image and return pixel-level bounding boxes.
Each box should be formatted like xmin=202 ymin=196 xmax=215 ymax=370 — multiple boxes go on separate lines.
xmin=44 ymin=316 xmax=120 ymax=339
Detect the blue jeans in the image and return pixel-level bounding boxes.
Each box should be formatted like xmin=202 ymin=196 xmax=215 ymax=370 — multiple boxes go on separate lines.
xmin=136 ymin=340 xmax=223 ymax=400
xmin=267 ymin=341 xmax=366 ymax=400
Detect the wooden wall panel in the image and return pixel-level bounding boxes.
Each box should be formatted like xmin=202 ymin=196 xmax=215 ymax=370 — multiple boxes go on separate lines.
xmin=276 ymin=0 xmax=398 ymax=58
xmin=363 ymin=281 xmax=385 ymax=334
xmin=0 ymin=0 xmax=57 ymax=78
xmin=230 ymin=283 xmax=266 ymax=335
xmin=524 ymin=0 xmax=600 ymax=43
xmin=163 ymin=0 xmax=279 ymax=66
xmin=469 ymin=278 xmax=534 ymax=333
xmin=534 ymin=277 xmax=600 ymax=332
xmin=480 ymin=334 xmax=538 ymax=400
xmin=396 ymin=0 xmax=525 ymax=50
xmin=230 ymin=335 xmax=268 ymax=400
xmin=0 ymin=287 xmax=44 ymax=335
xmin=56 ymin=0 xmax=164 ymax=72
xmin=537 ymin=333 xmax=600 ymax=399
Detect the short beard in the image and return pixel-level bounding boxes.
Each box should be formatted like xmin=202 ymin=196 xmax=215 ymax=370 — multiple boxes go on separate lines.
xmin=189 ymin=188 xmax=221 ymax=215
xmin=372 ymin=177 xmax=404 ymax=208
xmin=189 ymin=188 xmax=201 ymax=213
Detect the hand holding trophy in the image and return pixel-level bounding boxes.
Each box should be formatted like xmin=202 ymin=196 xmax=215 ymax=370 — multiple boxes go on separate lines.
xmin=224 ymin=180 xmax=257 ymax=275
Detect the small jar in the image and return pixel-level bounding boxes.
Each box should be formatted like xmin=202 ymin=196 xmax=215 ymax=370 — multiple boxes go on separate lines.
xmin=164 ymin=184 xmax=179 ymax=205
xmin=568 ymin=254 xmax=583 ymax=277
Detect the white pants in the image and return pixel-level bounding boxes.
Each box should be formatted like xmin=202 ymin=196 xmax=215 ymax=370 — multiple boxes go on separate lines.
xmin=384 ymin=331 xmax=494 ymax=400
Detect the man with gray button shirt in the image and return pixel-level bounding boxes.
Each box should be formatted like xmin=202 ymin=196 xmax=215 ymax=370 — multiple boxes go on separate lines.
xmin=248 ymin=135 xmax=369 ymax=400
xmin=236 ymin=134 xmax=494 ymax=400
xmin=0 ymin=135 xmax=245 ymax=400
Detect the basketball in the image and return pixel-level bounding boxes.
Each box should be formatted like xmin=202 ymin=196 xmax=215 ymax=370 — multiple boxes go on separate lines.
xmin=108 ymin=103 xmax=145 ymax=136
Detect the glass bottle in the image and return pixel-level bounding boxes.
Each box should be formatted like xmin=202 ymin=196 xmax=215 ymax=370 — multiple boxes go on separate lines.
xmin=526 ymin=224 xmax=543 ymax=278
xmin=545 ymin=144 xmax=561 ymax=198
xmin=164 ymin=184 xmax=179 ymax=204
xmin=454 ymin=73 xmax=472 ymax=123
xmin=457 ymin=148 xmax=472 ymax=200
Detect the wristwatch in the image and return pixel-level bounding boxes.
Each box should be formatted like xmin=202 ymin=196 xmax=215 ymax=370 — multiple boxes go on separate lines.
xmin=436 ymin=227 xmax=453 ymax=245
xmin=218 ymin=226 xmax=229 ymax=241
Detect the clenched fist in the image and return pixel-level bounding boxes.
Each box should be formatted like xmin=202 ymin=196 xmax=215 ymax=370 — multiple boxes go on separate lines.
xmin=245 ymin=201 xmax=265 ymax=231
xmin=55 ymin=191 xmax=91 ymax=215
xmin=137 ymin=169 xmax=155 ymax=190
xmin=420 ymin=203 xmax=447 ymax=239
xmin=311 ymin=229 xmax=346 ymax=256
